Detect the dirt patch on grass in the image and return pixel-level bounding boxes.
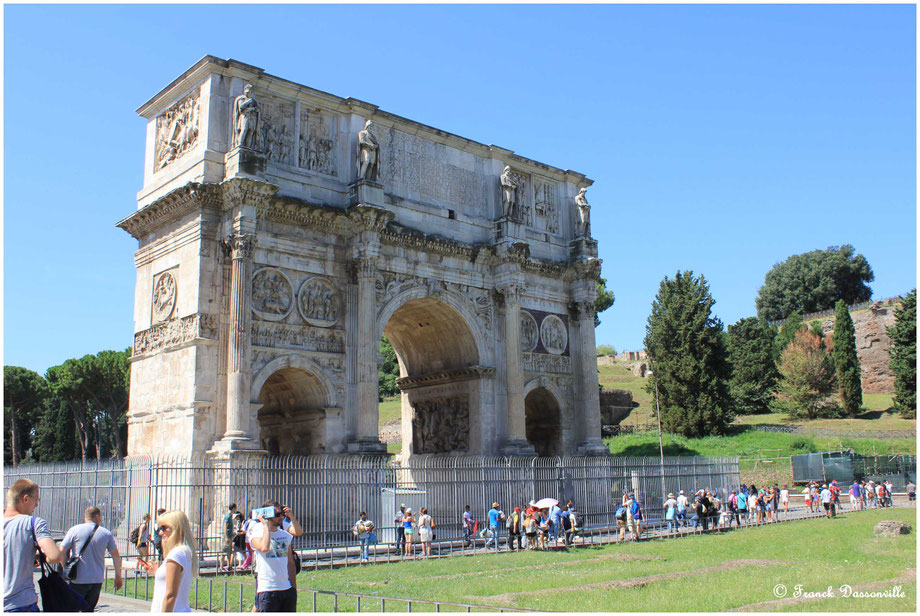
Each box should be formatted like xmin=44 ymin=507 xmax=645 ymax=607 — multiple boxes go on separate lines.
xmin=482 ymin=559 xmax=786 ymax=604
xmin=427 ymin=553 xmax=662 ymax=582
xmin=726 ymin=568 xmax=916 ymax=612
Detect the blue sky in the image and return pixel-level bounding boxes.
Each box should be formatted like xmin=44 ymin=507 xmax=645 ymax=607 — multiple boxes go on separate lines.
xmin=3 ymin=3 xmax=916 ymax=375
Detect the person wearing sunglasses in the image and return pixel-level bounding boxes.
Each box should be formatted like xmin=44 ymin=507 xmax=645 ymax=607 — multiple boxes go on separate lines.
xmin=249 ymin=501 xmax=297 ymax=612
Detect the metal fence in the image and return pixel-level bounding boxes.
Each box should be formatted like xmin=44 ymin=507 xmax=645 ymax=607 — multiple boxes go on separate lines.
xmin=4 ymin=454 xmax=738 ymax=560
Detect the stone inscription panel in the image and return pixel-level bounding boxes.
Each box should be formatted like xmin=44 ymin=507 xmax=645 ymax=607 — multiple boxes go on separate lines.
xmin=412 ymin=395 xmax=470 ymax=454
xmin=251 ymin=321 xmax=345 ymax=354
xmin=522 ymin=352 xmax=571 ymax=374
xmin=379 ymin=128 xmax=490 ymax=216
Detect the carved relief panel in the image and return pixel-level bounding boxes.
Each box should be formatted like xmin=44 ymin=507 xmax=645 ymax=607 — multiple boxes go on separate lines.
xmin=297 ymin=277 xmax=340 ymax=327
xmin=155 ymin=91 xmax=200 ymax=171
xmin=298 ymin=111 xmax=337 ymax=176
xmin=412 ymin=395 xmax=470 ymax=454
xmin=259 ymin=97 xmax=295 ymax=165
xmin=520 ymin=310 xmax=538 ymax=351
xmin=152 ymin=269 xmax=178 ymax=323
xmin=532 ymin=178 xmax=559 ymax=234
xmin=251 ymin=267 xmax=294 ymax=321
xmin=540 ymin=314 xmax=568 ymax=355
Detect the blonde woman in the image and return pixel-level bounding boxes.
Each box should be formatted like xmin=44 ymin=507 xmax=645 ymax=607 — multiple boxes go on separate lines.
xmin=417 ymin=508 xmax=435 ymax=557
xmin=144 ymin=510 xmax=198 ymax=612
xmin=402 ymin=508 xmax=415 ymax=557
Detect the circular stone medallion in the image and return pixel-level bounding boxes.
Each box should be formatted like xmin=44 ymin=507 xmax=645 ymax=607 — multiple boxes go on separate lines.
xmin=520 ymin=310 xmax=538 ymax=351
xmin=152 ymin=271 xmax=177 ymax=323
xmin=251 ymin=268 xmax=294 ymax=321
xmin=297 ymin=277 xmax=341 ymax=327
xmin=540 ymin=314 xmax=568 ymax=355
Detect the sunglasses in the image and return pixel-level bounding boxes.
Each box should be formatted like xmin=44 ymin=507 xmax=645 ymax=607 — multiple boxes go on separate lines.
xmin=158 ymin=525 xmax=171 ymax=532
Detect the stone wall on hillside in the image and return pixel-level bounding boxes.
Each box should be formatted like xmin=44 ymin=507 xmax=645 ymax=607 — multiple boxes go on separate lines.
xmin=599 ymin=389 xmax=634 ymax=425
xmin=820 ymin=300 xmax=900 ymax=394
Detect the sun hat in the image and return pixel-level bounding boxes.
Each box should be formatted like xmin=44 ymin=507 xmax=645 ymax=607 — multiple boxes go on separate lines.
xmin=400 ymin=503 xmax=406 ymax=508
xmin=514 ymin=506 xmax=521 ymax=512
xmin=667 ymin=493 xmax=674 ymax=498
xmin=679 ymin=490 xmax=684 ymax=495
xmin=405 ymin=507 xmax=412 ymax=513
xmin=492 ymin=502 xmax=500 ymax=508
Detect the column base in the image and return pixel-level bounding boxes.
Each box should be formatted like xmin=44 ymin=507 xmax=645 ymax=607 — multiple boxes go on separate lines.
xmin=575 ymin=439 xmax=610 ymax=456
xmin=224 ymin=147 xmax=267 ymax=180
xmin=347 ymin=438 xmax=388 ymax=454
xmin=349 ymin=179 xmax=385 ymax=207
xmin=208 ymin=434 xmax=264 ymax=455
xmin=499 ymin=438 xmax=536 ymax=456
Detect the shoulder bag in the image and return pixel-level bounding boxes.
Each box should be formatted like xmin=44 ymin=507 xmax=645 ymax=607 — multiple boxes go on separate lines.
xmin=31 ymin=517 xmax=90 ymax=612
xmin=63 ymin=523 xmax=99 ymax=580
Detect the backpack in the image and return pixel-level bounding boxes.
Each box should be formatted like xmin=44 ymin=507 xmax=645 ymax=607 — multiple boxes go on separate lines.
xmin=615 ymin=506 xmax=626 ymax=521
xmin=129 ymin=526 xmax=140 ymax=545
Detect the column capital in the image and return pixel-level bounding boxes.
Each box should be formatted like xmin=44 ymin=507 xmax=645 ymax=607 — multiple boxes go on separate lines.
xmin=348 ymin=203 xmax=393 ymax=232
xmin=223 ymin=233 xmax=256 ymax=260
xmin=565 ymin=257 xmax=601 ymax=282
xmin=350 ymin=256 xmax=378 ymax=282
xmin=569 ymin=300 xmax=596 ymax=322
xmin=493 ymin=283 xmax=526 ymax=307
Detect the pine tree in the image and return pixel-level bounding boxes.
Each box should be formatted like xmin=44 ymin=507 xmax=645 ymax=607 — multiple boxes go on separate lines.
xmin=727 ymin=317 xmax=778 ymax=415
xmin=775 ymin=311 xmax=805 ymax=352
xmin=644 ymin=271 xmax=733 ymax=437
xmin=887 ymin=290 xmax=916 ymax=418
xmin=831 ymin=300 xmax=862 ymax=417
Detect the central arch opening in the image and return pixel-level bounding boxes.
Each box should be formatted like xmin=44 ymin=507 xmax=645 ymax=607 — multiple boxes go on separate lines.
xmin=525 ymin=387 xmax=562 ymax=456
xmin=382 ymin=297 xmax=480 ymax=455
xmin=257 ymin=367 xmax=327 ymax=455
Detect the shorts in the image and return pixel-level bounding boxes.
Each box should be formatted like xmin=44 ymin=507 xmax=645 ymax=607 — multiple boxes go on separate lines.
xmin=909 ymin=493 xmax=916 ymax=502
xmin=223 ymin=539 xmax=234 ymax=555
xmin=616 ymin=519 xmax=625 ymax=528
xmin=255 ymin=588 xmax=297 ymax=612
xmin=823 ymin=502 xmax=830 ymax=511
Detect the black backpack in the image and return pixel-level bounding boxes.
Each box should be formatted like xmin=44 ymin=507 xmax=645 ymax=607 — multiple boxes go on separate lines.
xmin=129 ymin=526 xmax=140 ymax=545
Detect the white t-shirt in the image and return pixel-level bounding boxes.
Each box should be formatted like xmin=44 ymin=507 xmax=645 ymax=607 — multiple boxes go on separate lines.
xmin=248 ymin=523 xmax=293 ymax=593
xmin=780 ymin=489 xmax=789 ymax=502
xmin=150 ymin=545 xmax=193 ymax=612
xmin=820 ymin=488 xmax=832 ymax=503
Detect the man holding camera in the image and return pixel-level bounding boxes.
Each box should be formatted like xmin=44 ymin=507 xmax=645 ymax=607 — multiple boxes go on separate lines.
xmin=249 ymin=501 xmax=297 ymax=612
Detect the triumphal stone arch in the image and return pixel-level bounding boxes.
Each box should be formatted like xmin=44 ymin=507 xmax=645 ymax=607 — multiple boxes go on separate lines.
xmin=118 ymin=56 xmax=607 ymax=459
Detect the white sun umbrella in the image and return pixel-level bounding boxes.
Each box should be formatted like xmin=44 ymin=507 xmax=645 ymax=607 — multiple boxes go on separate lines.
xmin=533 ymin=497 xmax=558 ymax=509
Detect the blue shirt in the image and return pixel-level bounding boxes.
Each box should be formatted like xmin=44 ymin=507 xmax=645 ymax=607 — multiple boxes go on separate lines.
xmin=488 ymin=508 xmax=502 ymax=527
xmin=737 ymin=493 xmax=748 ymax=509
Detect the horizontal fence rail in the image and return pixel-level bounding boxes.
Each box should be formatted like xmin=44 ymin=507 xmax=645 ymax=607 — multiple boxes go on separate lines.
xmin=5 ymin=454 xmax=739 ymax=563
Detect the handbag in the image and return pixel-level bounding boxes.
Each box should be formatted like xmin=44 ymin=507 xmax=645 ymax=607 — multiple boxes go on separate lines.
xmin=31 ymin=518 xmax=90 ymax=612
xmin=63 ymin=523 xmax=99 ymax=581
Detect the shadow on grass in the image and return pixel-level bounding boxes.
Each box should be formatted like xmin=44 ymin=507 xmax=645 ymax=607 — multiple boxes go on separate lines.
xmin=617 ymin=442 xmax=700 ymax=457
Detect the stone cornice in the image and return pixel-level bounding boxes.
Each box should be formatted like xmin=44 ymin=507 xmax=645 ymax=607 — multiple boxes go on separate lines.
xmin=522 ymin=258 xmax=568 ymax=278
xmin=564 ymin=257 xmax=602 ymax=282
xmin=396 ymin=366 xmax=496 ymax=391
xmin=257 ymin=198 xmax=353 ymax=236
xmin=348 ymin=203 xmax=394 ymax=232
xmin=380 ymin=223 xmax=475 ymax=259
xmin=221 ymin=177 xmax=279 ymax=211
xmin=117 ymin=183 xmax=222 ymax=240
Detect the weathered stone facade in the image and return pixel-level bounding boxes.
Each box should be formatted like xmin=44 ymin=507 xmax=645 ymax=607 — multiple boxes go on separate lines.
xmin=820 ymin=300 xmax=901 ymax=395
xmin=119 ymin=56 xmax=607 ymax=459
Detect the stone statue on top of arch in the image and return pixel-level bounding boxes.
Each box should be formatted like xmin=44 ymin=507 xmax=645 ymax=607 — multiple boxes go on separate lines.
xmin=575 ymin=186 xmax=591 ymax=237
xmin=500 ymin=165 xmax=519 ymax=220
xmin=233 ymin=83 xmax=261 ymax=150
xmin=355 ymin=120 xmax=380 ymax=182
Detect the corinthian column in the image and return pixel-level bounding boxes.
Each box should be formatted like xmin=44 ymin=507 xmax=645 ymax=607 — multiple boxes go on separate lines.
xmin=218 ymin=232 xmax=260 ymax=450
xmin=573 ymin=300 xmax=607 ymax=455
xmin=497 ymin=284 xmax=534 ymax=454
xmin=349 ymin=256 xmax=386 ymax=453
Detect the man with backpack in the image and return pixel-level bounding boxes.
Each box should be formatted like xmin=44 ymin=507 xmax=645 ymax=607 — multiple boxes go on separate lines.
xmin=61 ymin=506 xmax=123 ymax=611
xmin=151 ymin=507 xmax=166 ymax=561
xmin=507 ymin=507 xmax=523 ymax=550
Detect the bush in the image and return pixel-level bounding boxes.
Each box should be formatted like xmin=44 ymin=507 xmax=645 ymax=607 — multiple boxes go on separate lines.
xmin=596 ymin=344 xmax=617 ymax=357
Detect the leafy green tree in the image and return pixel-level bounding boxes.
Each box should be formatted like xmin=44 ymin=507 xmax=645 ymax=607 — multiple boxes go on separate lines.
xmin=595 ymin=276 xmax=615 ymax=327
xmin=45 ymin=360 xmax=96 ymax=461
xmin=644 ymin=271 xmax=733 ymax=437
xmin=775 ymin=329 xmax=837 ymax=419
xmin=887 ymin=290 xmax=916 ymax=418
xmin=80 ymin=350 xmax=131 ymax=458
xmin=3 ymin=366 xmax=49 ymax=465
xmin=831 ymin=300 xmax=862 ymax=417
xmin=809 ymin=320 xmax=825 ymax=339
xmin=595 ymin=344 xmax=617 ymax=356
xmin=756 ymin=245 xmax=874 ymax=321
xmin=379 ymin=336 xmax=400 ymax=399
xmin=775 ymin=311 xmax=805 ymax=353
xmin=727 ymin=317 xmax=778 ymax=415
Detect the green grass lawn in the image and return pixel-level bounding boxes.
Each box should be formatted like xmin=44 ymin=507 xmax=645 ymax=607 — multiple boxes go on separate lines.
xmin=733 ymin=394 xmax=915 ymax=433
xmin=604 ymin=428 xmax=915 ymax=458
xmin=110 ymin=508 xmax=916 ymax=612
xmin=379 ymin=397 xmax=401 ymax=426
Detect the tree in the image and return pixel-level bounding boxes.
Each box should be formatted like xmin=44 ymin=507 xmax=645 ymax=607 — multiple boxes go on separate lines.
xmin=756 ymin=245 xmax=874 ymax=321
xmin=33 ymin=396 xmax=81 ymax=462
xmin=595 ymin=276 xmax=615 ymax=327
xmin=726 ymin=317 xmax=778 ymax=415
xmin=3 ymin=367 xmax=49 ymax=465
xmin=45 ymin=360 xmax=96 ymax=461
xmin=775 ymin=311 xmax=805 ymax=353
xmin=831 ymin=300 xmax=862 ymax=417
xmin=644 ymin=271 xmax=733 ymax=437
xmin=80 ymin=350 xmax=131 ymax=458
xmin=775 ymin=329 xmax=837 ymax=419
xmin=378 ymin=336 xmax=400 ymax=399
xmin=887 ymin=290 xmax=916 ymax=418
